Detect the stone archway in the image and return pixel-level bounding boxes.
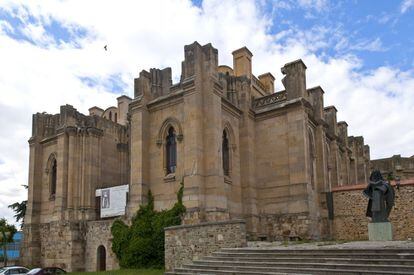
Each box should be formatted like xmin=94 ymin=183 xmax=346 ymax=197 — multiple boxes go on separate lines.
xmin=97 ymin=245 xmax=106 ymax=271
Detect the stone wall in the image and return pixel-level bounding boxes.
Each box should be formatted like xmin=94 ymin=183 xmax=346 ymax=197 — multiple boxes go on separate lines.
xmin=38 ymin=221 xmax=84 ymax=272
xmin=332 ymin=179 xmax=414 ymax=240
xmin=85 ymin=220 xmax=119 ymax=272
xmin=164 ymin=220 xmax=247 ymax=272
xmin=22 ymin=219 xmax=118 ymax=272
xmin=371 ymin=154 xmax=414 ymax=180
xmin=258 ymin=212 xmax=330 ymax=241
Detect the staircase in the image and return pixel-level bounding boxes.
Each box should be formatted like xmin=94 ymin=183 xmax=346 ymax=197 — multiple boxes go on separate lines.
xmin=166 ymin=247 xmax=414 ymax=275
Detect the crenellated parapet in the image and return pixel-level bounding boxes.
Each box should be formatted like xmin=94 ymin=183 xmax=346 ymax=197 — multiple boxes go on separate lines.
xmin=218 ymin=73 xmax=250 ymax=107
xmin=133 ymin=42 xmax=220 ymax=106
xmin=348 ymin=136 xmax=370 ymax=184
xmin=307 ymin=86 xmax=324 ymax=121
xmin=258 ymin=73 xmax=275 ymax=94
xmin=31 ymin=104 xmax=128 ymax=143
xmin=281 ymin=59 xmax=307 ymax=100
xmin=337 ymin=121 xmax=349 ymax=147
xmin=323 ymin=106 xmax=338 ymax=138
xmin=31 ymin=112 xmax=60 ymax=139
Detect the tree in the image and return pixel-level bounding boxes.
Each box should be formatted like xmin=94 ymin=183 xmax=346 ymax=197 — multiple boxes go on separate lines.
xmin=0 ymin=218 xmax=17 ymax=267
xmin=111 ymin=179 xmax=186 ymax=269
xmin=8 ymin=185 xmax=28 ymax=228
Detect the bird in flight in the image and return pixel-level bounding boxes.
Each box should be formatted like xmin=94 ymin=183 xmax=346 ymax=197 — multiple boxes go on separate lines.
xmin=104 ymin=45 xmax=108 ymax=51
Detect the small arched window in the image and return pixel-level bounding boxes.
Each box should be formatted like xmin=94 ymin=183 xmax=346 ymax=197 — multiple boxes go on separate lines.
xmin=166 ymin=127 xmax=177 ymax=174
xmin=109 ymin=111 xmax=112 ymax=121
xmin=50 ymin=158 xmax=57 ymax=196
xmin=222 ymin=130 xmax=230 ymax=176
xmin=114 ymin=113 xmax=117 ymax=123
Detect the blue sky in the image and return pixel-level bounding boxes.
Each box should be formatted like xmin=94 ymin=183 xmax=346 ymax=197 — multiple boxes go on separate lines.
xmin=0 ymin=0 xmax=413 ymax=224
xmin=0 ymin=6 xmax=88 ymax=47
xmin=256 ymin=0 xmax=414 ymax=71
xmin=190 ymin=0 xmax=414 ymax=71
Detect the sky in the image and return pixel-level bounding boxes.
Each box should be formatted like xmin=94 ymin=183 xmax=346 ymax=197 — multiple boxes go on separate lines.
xmin=0 ymin=0 xmax=413 ymax=225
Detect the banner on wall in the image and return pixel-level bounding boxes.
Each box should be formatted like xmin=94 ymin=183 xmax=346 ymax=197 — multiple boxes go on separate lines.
xmin=95 ymin=184 xmax=129 ymax=218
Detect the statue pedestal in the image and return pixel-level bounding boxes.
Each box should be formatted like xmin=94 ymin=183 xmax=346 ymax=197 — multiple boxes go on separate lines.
xmin=368 ymin=222 xmax=393 ymax=241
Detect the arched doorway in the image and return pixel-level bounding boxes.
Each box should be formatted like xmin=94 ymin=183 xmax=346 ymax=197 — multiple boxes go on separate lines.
xmin=97 ymin=245 xmax=106 ymax=271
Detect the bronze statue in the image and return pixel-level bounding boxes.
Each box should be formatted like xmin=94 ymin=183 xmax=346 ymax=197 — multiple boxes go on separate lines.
xmin=363 ymin=170 xmax=395 ymax=222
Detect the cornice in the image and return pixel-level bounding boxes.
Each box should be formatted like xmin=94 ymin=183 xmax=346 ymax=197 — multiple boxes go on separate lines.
xmin=221 ymin=97 xmax=242 ymax=118
xmin=254 ymin=97 xmax=305 ymax=121
xmin=147 ymin=90 xmax=184 ymax=113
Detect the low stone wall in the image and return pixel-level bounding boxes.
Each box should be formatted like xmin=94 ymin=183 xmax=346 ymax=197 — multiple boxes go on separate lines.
xmin=85 ymin=220 xmax=119 ymax=272
xmin=164 ymin=219 xmax=247 ymax=272
xmin=332 ymin=179 xmax=414 ymax=241
xmin=37 ymin=221 xmax=85 ymax=272
xmin=257 ymin=213 xmax=329 ymax=241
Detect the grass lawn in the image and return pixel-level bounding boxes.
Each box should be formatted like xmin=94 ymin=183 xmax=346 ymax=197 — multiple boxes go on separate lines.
xmin=70 ymin=269 xmax=164 ymax=275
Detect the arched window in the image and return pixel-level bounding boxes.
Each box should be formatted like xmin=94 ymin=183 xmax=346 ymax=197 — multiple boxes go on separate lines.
xmin=50 ymin=158 xmax=57 ymax=196
xmin=222 ymin=130 xmax=230 ymax=176
xmin=114 ymin=113 xmax=117 ymax=123
xmin=109 ymin=111 xmax=112 ymax=121
xmin=166 ymin=127 xmax=177 ymax=174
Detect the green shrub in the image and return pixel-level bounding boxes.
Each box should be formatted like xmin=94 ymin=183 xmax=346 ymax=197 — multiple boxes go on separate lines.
xmin=111 ymin=180 xmax=185 ymax=269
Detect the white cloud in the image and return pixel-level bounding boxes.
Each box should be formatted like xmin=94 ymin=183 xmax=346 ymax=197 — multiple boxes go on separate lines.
xmin=349 ymin=37 xmax=386 ymax=52
xmin=401 ymin=0 xmax=414 ymax=13
xmin=20 ymin=22 xmax=54 ymax=46
xmin=0 ymin=0 xmax=413 ymax=225
xmin=0 ymin=19 xmax=13 ymax=34
xmin=334 ymin=33 xmax=386 ymax=53
xmin=297 ymin=0 xmax=329 ymax=11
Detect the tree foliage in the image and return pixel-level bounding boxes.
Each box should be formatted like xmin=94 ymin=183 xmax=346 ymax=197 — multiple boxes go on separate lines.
xmin=0 ymin=218 xmax=16 ymax=267
xmin=0 ymin=218 xmax=17 ymax=244
xmin=8 ymin=185 xmax=28 ymax=228
xmin=111 ymin=180 xmax=186 ymax=269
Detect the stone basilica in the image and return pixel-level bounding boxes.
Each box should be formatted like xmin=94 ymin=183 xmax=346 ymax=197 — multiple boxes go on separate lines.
xmin=21 ymin=41 xmax=371 ymax=271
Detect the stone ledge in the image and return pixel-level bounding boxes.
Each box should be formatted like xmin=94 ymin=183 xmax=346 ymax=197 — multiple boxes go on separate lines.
xmin=87 ymin=218 xmax=118 ymax=225
xmin=165 ymin=219 xmax=246 ymax=231
xmin=332 ymin=178 xmax=414 ymax=192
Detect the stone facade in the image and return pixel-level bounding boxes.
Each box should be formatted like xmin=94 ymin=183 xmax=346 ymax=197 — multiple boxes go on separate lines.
xmin=332 ymin=179 xmax=414 ymax=241
xmin=20 ymin=100 xmax=129 ymax=271
xmin=164 ymin=220 xmax=247 ymax=272
xmin=22 ymin=41 xmax=372 ymax=271
xmin=371 ymin=154 xmax=414 ymax=180
xmin=20 ymin=219 xmax=118 ymax=272
xmin=84 ymin=220 xmax=119 ymax=272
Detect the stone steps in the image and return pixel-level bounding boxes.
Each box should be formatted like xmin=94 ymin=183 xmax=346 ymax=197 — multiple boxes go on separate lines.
xmin=213 ymin=252 xmax=414 ymax=259
xmin=220 ymin=248 xmax=414 ymax=254
xmin=204 ymin=256 xmax=414 ymax=265
xmin=167 ymin=247 xmax=414 ymax=275
xmin=188 ymin=260 xmax=414 ymax=272
xmin=166 ymin=269 xmax=300 ymax=275
xmin=171 ymin=265 xmax=414 ymax=275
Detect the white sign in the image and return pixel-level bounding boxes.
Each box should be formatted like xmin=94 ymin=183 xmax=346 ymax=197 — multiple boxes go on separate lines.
xmin=95 ymin=185 xmax=129 ymax=218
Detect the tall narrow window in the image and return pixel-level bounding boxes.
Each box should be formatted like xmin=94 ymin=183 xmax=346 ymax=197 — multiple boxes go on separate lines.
xmin=166 ymin=127 xmax=177 ymax=174
xmin=51 ymin=159 xmax=57 ymax=196
xmin=109 ymin=111 xmax=112 ymax=121
xmin=308 ymin=131 xmax=316 ymax=189
xmin=114 ymin=113 xmax=118 ymax=123
xmin=222 ymin=130 xmax=230 ymax=176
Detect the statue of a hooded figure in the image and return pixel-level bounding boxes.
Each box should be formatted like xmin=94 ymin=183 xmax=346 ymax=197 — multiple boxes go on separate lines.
xmin=363 ymin=170 xmax=395 ymax=222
